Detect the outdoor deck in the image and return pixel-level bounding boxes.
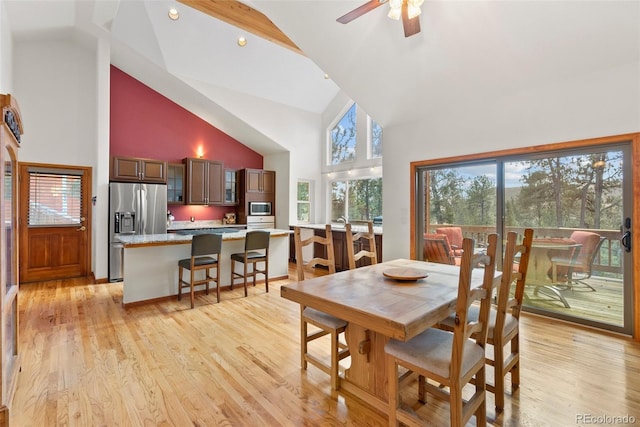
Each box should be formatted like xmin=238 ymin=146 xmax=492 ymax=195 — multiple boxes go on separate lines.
xmin=523 ymin=275 xmax=623 ymax=326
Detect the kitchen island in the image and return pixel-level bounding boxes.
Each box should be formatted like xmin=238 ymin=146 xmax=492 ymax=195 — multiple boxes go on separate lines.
xmin=117 ymin=228 xmax=291 ymax=305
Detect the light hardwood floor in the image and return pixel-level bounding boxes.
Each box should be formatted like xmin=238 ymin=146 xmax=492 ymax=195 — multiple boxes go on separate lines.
xmin=11 ymin=267 xmax=640 ymax=426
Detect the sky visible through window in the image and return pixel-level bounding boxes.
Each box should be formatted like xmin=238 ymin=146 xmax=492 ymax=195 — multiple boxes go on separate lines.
xmin=330 ymin=104 xmax=356 ymax=165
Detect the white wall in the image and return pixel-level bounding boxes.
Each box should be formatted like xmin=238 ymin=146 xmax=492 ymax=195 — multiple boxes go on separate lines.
xmin=94 ymin=38 xmax=111 ymax=280
xmin=14 ymin=33 xmax=109 ymax=280
xmin=15 ymin=37 xmax=98 ymax=165
xmin=0 ymin=2 xmax=12 ymax=93
xmin=381 ymin=61 xmax=640 ymax=261
xmin=263 ymin=151 xmax=290 ymax=230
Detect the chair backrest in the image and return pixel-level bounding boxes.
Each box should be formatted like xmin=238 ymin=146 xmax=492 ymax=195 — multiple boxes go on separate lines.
xmin=423 ymin=233 xmax=455 ymax=265
xmin=191 ymin=233 xmax=222 ymax=257
xmin=345 ymin=222 xmax=378 ymax=270
xmin=450 ymin=234 xmax=498 ymax=379
xmin=497 ymin=228 xmax=533 ymax=327
xmin=568 ymin=231 xmax=604 ymax=272
xmin=435 ymin=226 xmax=463 ymax=249
xmin=245 ymin=230 xmax=270 ymax=251
xmin=294 ymin=225 xmax=336 ymax=281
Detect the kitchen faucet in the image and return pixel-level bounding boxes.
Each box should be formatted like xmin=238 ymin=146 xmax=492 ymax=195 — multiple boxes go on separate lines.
xmin=337 ymin=216 xmax=348 ymax=224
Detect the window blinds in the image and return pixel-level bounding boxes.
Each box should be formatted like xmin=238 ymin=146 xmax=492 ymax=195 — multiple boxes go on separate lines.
xmin=28 ymin=168 xmax=83 ymax=226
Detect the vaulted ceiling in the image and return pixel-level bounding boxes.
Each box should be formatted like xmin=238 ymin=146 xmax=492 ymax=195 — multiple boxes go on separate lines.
xmin=5 ymin=1 xmax=639 ymax=153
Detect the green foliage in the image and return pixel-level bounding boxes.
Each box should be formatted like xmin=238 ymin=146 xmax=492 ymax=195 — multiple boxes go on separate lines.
xmin=297 ymin=181 xmax=309 ymax=201
xmin=427 ymin=150 xmax=624 ymax=230
xmin=515 ymin=153 xmax=623 ymax=229
xmin=331 ymin=178 xmax=382 ymax=222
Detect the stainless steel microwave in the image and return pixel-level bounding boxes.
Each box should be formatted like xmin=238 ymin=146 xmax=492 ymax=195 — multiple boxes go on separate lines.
xmin=249 ymin=201 xmax=272 ymax=216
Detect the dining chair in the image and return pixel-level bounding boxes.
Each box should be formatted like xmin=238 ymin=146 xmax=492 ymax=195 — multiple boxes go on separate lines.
xmin=385 ymin=234 xmax=498 ymax=427
xmin=345 ymin=221 xmax=378 ymax=269
xmin=437 ymin=228 xmax=533 ymax=413
xmin=423 ymin=233 xmax=460 ymax=265
xmin=549 ymin=230 xmax=605 ymax=292
xmin=294 ymin=225 xmax=349 ymax=391
xmin=178 ymin=233 xmax=223 ymax=309
xmin=230 ymin=230 xmax=270 ymax=297
xmin=435 ymin=226 xmax=464 ymax=256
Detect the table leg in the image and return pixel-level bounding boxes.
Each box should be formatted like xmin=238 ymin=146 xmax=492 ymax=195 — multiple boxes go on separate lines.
xmin=342 ymin=323 xmax=390 ymax=410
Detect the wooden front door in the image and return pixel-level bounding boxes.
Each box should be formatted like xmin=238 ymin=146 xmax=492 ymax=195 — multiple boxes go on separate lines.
xmin=19 ymin=163 xmax=92 ymax=283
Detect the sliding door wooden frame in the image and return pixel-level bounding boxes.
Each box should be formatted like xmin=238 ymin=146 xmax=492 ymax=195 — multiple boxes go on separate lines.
xmin=410 ymin=132 xmax=639 ymax=341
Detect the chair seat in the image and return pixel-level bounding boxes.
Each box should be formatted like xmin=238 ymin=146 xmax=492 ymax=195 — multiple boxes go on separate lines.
xmin=231 ymin=251 xmax=267 ymax=262
xmin=178 ymin=233 xmax=222 ymax=308
xmin=303 ymin=307 xmax=347 ymax=330
xmin=178 ymin=256 xmax=217 ymax=269
xmin=385 ymin=328 xmax=485 ymax=380
xmin=548 ymin=256 xmax=588 ymax=280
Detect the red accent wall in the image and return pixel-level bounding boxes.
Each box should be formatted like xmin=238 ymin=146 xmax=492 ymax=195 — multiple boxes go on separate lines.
xmin=110 ymin=66 xmax=263 ymax=221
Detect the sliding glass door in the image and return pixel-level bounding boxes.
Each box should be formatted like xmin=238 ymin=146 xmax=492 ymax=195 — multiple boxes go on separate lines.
xmin=415 ymin=142 xmax=633 ymax=334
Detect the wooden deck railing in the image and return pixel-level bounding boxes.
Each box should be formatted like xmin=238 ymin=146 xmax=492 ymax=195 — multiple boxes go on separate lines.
xmin=429 ymin=225 xmax=622 ymax=277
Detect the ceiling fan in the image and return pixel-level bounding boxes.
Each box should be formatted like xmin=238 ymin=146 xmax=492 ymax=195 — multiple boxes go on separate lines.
xmin=336 ymin=0 xmax=423 ymax=38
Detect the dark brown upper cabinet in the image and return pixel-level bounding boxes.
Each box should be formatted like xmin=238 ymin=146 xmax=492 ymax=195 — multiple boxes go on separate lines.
xmin=110 ymin=156 xmax=167 ymax=183
xmin=184 ymin=157 xmax=224 ymax=205
xmin=245 ymin=168 xmax=275 ymax=194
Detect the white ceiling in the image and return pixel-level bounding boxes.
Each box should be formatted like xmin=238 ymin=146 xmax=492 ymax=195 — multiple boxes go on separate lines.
xmin=5 ymin=0 xmax=640 ymax=148
xmin=253 ymin=0 xmax=640 ymax=128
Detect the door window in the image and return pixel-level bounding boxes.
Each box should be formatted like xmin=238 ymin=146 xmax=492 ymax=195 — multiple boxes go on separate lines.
xmin=27 ymin=168 xmax=83 ymax=226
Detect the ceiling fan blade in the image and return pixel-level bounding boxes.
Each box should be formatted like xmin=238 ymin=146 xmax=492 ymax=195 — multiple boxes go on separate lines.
xmin=337 ymin=0 xmax=387 ymax=24
xmin=401 ymin=2 xmax=421 ymax=37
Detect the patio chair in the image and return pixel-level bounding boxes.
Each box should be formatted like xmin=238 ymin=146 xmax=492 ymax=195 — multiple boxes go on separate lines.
xmin=435 ymin=226 xmax=464 ymax=256
xmin=548 ymin=231 xmax=605 ymax=292
xmin=423 ymin=233 xmax=460 ymax=265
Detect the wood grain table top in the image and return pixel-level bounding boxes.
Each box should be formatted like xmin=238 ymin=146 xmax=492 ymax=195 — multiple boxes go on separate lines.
xmin=281 ymin=258 xmax=501 ymax=341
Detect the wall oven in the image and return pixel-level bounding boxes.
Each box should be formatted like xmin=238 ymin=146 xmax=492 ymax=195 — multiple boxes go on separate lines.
xmin=246 ymin=215 xmax=275 ymax=230
xmin=249 ymin=201 xmax=272 ymax=216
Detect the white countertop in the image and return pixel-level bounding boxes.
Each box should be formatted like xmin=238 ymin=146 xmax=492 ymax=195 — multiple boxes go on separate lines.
xmin=117 ymin=228 xmax=291 ymax=247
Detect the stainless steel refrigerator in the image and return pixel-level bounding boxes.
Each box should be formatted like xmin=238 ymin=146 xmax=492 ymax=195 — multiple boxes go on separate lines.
xmin=109 ymin=182 xmax=167 ymax=282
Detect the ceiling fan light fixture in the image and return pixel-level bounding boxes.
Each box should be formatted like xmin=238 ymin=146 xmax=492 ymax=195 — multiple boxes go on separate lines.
xmin=407 ymin=4 xmax=422 ymax=19
xmin=387 ymin=7 xmax=401 ymax=20
xmin=388 ymin=0 xmax=402 ymax=20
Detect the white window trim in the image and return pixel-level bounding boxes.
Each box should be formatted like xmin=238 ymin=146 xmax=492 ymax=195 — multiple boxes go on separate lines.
xmin=296 ymin=179 xmax=312 ymax=224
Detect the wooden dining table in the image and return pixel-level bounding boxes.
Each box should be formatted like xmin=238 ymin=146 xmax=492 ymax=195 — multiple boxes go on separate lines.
xmin=280 ymin=258 xmax=502 ymax=410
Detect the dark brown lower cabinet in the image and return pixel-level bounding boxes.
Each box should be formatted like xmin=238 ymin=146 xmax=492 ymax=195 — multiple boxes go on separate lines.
xmin=311 ymin=227 xmax=382 ymax=272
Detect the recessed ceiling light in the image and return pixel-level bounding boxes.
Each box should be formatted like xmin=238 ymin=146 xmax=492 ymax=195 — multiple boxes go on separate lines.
xmin=324 ymin=73 xmax=330 ymax=79
xmin=237 ymin=36 xmax=247 ymax=47
xmin=168 ymin=8 xmax=179 ymax=20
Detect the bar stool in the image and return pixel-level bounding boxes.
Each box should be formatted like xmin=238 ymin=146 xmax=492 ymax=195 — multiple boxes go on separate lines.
xmin=230 ymin=230 xmax=270 ymax=296
xmin=178 ymin=233 xmax=223 ymax=309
